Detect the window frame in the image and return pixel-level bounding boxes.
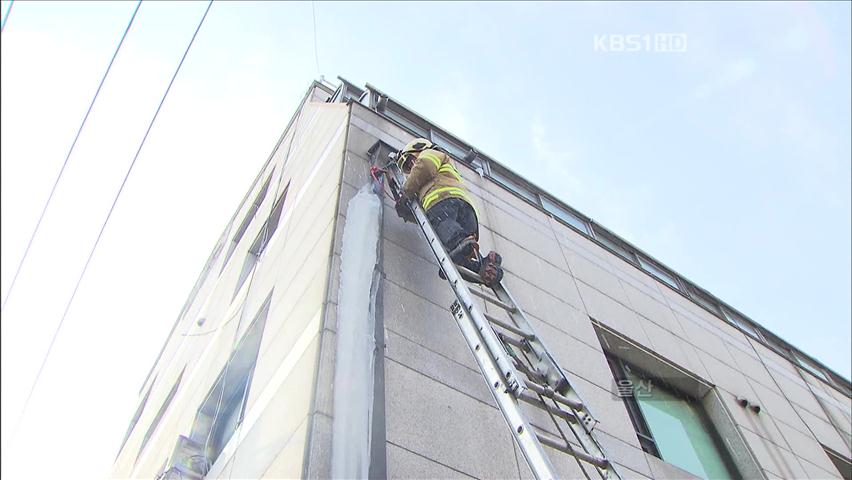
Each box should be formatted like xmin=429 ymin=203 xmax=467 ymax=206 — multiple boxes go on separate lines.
xmin=686 ymin=284 xmax=723 ymax=316
xmin=591 ymin=224 xmax=638 ymax=264
xmin=429 ymin=128 xmax=471 ymax=164
xmin=721 ymin=307 xmax=764 ymax=341
xmin=221 ymin=169 xmax=276 ymax=271
xmin=189 ymin=293 xmax=272 ymax=469
xmin=606 ymin=354 xmax=740 ymax=479
xmin=541 ymin=195 xmax=590 ymax=235
xmin=637 ymin=256 xmax=682 ymax=291
xmin=487 ymin=164 xmax=541 ymax=204
xmin=792 ymin=351 xmax=830 ymax=383
xmin=232 ymin=182 xmax=290 ymax=299
xmin=824 ymin=445 xmax=852 ymax=480
xmin=117 ymin=375 xmax=157 ymax=459
xmin=383 ymin=103 xmax=430 ymax=138
xmin=136 ymin=368 xmax=186 ymax=463
xmin=606 ymin=355 xmax=661 ymax=457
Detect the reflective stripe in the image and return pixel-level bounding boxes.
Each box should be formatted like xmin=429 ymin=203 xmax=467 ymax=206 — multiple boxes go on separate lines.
xmin=438 ymin=164 xmax=462 ymax=182
xmin=419 ymin=152 xmax=442 ymax=170
xmin=422 ymin=186 xmax=470 ymax=210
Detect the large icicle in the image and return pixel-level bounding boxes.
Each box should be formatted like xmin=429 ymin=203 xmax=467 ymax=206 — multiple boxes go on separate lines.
xmin=331 ymin=185 xmax=382 ymax=479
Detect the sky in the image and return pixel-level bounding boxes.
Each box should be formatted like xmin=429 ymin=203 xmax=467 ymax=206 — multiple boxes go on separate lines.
xmin=0 ymin=1 xmax=849 ymax=478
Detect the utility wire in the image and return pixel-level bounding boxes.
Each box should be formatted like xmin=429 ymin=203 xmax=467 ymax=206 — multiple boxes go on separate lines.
xmin=1 ymin=0 xmax=13 ymax=33
xmin=311 ymin=1 xmax=320 ymax=78
xmin=6 ymin=0 xmax=214 ymax=452
xmin=1 ymin=0 xmax=142 ymax=314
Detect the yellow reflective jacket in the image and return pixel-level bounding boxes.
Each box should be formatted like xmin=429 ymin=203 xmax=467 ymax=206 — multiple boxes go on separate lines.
xmin=401 ymin=148 xmax=477 ymax=217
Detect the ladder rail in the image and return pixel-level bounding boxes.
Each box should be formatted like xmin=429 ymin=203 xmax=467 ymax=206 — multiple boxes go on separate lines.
xmin=384 ymin=161 xmax=621 ymax=480
xmin=407 ymin=190 xmax=559 ymax=479
xmin=489 ymin=265 xmax=622 ymax=480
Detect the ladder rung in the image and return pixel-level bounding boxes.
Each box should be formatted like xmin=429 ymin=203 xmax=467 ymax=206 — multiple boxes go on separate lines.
xmin=534 ymin=429 xmax=609 ymax=469
xmin=485 ymin=313 xmax=535 ymax=340
xmin=513 ymin=359 xmax=548 ymax=385
xmin=526 ymin=381 xmax=584 ymax=411
xmin=517 ymin=390 xmax=577 ymax=423
xmin=470 ymin=288 xmax=517 ymax=313
xmin=457 ymin=266 xmax=484 ymax=284
xmin=500 ymin=332 xmax=528 ymax=352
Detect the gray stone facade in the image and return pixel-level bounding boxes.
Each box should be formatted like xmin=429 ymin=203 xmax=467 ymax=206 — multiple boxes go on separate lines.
xmin=113 ymin=81 xmax=851 ymax=480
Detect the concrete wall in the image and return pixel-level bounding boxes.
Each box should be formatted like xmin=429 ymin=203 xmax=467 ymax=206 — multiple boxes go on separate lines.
xmin=111 ymin=91 xmax=348 ymax=479
xmin=340 ymin=101 xmax=851 ymax=480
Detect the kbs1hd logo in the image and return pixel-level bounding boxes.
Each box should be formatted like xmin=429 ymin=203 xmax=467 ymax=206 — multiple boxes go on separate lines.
xmin=594 ymin=33 xmax=688 ymax=53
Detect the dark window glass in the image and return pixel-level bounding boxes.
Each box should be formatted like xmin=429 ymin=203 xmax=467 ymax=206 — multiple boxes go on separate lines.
xmin=189 ymin=294 xmax=271 ymax=468
xmin=824 ymin=446 xmax=852 ymax=480
xmin=221 ymin=169 xmax=275 ymax=270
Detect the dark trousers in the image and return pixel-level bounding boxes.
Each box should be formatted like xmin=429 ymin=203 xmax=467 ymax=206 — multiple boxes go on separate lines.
xmin=426 ymin=198 xmax=480 ymax=272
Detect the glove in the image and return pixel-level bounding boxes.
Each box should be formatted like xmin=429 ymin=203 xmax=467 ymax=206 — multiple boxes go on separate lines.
xmin=395 ymin=196 xmax=416 ymax=223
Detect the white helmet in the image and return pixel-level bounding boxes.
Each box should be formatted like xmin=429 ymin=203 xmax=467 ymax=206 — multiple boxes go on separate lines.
xmin=397 ymin=138 xmax=433 ymax=172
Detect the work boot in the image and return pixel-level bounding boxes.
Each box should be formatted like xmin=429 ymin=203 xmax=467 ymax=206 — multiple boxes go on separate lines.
xmin=449 ymin=236 xmax=478 ymax=266
xmin=439 ymin=236 xmax=479 ymax=281
xmin=479 ymin=251 xmax=503 ymax=288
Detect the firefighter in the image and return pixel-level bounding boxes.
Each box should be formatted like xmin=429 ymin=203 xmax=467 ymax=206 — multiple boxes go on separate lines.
xmin=394 ymin=138 xmax=503 ymax=287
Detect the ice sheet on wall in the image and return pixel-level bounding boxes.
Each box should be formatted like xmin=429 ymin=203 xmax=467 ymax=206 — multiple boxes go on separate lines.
xmin=331 ymin=185 xmax=382 ymax=479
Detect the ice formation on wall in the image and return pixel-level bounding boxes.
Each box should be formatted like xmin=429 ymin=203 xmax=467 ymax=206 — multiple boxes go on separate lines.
xmin=331 ymin=185 xmax=382 ymax=479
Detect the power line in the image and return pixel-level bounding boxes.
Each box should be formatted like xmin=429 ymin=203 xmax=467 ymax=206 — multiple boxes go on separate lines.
xmin=6 ymin=0 xmax=214 ymax=453
xmin=311 ymin=1 xmax=320 ymax=77
xmin=1 ymin=1 xmax=142 ymax=314
xmin=1 ymin=0 xmax=13 ymax=33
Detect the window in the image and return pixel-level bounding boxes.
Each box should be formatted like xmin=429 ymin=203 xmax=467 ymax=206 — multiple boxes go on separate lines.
xmin=824 ymin=446 xmax=852 ymax=480
xmin=687 ymin=285 xmax=722 ymax=316
xmin=607 ymin=356 xmax=738 ymax=480
xmin=431 ymin=129 xmax=471 ymax=163
xmin=233 ymin=253 xmax=258 ymax=300
xmin=189 ymin=294 xmax=271 ymax=469
xmin=638 ymin=256 xmax=680 ymax=291
xmin=721 ymin=307 xmax=763 ymax=341
xmin=264 ymin=182 xmax=290 ymax=243
xmin=222 ymin=169 xmax=275 ymax=270
xmin=541 ymin=196 xmax=589 ymax=234
xmin=137 ymin=368 xmax=186 ymax=463
xmin=117 ymin=375 xmax=157 ymax=459
xmin=591 ymin=225 xmax=637 ymax=263
xmin=383 ymin=105 xmax=430 ymax=138
xmin=367 ymin=140 xmax=398 ymax=166
xmin=489 ymin=166 xmax=539 ymax=204
xmin=233 ymin=183 xmax=289 ymax=299
xmin=793 ymin=352 xmax=830 ymax=383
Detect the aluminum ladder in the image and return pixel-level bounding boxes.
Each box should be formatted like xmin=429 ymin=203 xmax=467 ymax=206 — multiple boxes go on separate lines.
xmin=383 ymin=161 xmax=622 ymax=480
